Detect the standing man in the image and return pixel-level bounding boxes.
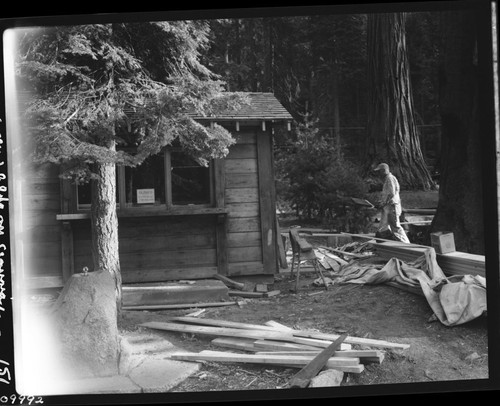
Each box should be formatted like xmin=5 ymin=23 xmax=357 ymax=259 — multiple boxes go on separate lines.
xmin=373 ymin=163 xmax=410 ymax=243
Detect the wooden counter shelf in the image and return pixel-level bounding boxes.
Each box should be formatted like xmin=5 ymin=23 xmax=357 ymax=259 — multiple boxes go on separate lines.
xmin=56 ymin=207 xmax=229 ymax=221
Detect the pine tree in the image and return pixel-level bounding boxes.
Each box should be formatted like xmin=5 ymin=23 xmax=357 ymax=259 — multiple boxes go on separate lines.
xmin=15 ymin=22 xmax=247 ymax=311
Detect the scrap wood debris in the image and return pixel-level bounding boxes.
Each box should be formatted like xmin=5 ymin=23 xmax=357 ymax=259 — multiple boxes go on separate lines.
xmin=139 ymin=316 xmax=409 ymax=388
xmin=213 ymin=274 xmax=280 ymax=299
xmin=283 ymin=238 xmax=375 ymax=274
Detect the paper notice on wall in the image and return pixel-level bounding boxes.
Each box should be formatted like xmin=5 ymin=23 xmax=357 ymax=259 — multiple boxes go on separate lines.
xmin=137 ymin=188 xmax=155 ymax=204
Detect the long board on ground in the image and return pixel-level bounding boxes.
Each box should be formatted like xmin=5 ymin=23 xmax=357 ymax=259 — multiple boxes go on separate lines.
xmin=170 ymin=350 xmax=365 ymax=373
xmin=164 ymin=316 xmax=410 ymax=350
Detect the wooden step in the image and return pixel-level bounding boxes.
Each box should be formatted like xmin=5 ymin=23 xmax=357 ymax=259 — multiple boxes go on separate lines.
xmin=122 ymin=280 xmax=230 ymax=307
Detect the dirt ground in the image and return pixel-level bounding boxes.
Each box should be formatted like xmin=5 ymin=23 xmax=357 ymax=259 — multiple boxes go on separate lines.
xmin=119 ymin=265 xmax=488 ymax=396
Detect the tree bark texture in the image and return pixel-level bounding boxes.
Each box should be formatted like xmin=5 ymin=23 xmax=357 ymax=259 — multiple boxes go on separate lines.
xmin=431 ymin=10 xmax=483 ymax=254
xmin=90 ymin=141 xmax=122 ymax=310
xmin=366 ymin=13 xmax=434 ymax=190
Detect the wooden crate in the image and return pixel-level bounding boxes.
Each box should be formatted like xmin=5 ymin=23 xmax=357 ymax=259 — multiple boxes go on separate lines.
xmin=430 ymin=232 xmax=456 ymax=254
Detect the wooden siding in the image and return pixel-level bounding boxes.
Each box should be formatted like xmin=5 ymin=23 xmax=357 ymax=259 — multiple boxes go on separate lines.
xmin=19 ymin=163 xmax=63 ymax=279
xmin=71 ymin=215 xmax=218 ymax=282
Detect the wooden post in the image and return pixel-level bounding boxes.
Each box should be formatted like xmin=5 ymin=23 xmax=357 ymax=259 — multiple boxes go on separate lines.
xmin=257 ymin=130 xmax=277 ymax=274
xmin=214 ymin=158 xmax=228 ymax=275
xmin=276 ymin=215 xmax=288 ymax=269
xmin=61 ymin=221 xmax=75 ymax=282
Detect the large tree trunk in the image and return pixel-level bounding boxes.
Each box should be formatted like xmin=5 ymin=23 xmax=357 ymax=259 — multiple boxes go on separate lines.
xmin=431 ymin=9 xmax=483 ymax=254
xmin=263 ymin=18 xmax=274 ymax=93
xmin=365 ymin=12 xmax=434 ymax=190
xmin=90 ymin=141 xmax=122 ymax=311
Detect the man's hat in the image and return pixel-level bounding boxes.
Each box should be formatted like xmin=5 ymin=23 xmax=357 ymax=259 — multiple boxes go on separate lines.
xmin=374 ymin=163 xmax=389 ymax=172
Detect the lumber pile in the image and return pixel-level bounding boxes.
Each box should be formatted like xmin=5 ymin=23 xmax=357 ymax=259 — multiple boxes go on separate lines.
xmin=140 ymin=316 xmax=408 ymax=385
xmin=371 ymin=241 xmax=485 ymax=278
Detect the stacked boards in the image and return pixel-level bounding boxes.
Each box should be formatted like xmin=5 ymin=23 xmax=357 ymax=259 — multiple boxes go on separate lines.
xmin=372 ymin=241 xmax=485 ymax=278
xmin=140 ymin=317 xmax=409 ymax=379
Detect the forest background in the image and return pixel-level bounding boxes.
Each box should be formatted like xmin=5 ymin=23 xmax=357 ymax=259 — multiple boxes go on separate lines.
xmin=198 ymin=9 xmax=488 ymax=253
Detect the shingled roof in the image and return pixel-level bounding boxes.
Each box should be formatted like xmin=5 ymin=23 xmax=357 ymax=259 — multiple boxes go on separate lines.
xmin=192 ymin=92 xmax=293 ymax=121
xmin=18 ymin=90 xmax=293 ymax=122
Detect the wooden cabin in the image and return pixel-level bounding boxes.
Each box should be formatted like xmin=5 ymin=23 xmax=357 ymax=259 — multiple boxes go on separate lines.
xmin=9 ymin=92 xmax=293 ymax=290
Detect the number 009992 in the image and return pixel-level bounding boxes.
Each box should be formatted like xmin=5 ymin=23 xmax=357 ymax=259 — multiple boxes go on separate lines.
xmin=0 ymin=395 xmax=44 ymax=405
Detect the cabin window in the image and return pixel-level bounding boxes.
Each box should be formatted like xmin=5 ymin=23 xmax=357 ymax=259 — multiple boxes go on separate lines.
xmin=76 ymin=149 xmax=213 ymax=210
xmin=170 ymin=150 xmax=211 ymax=205
xmin=124 ymin=154 xmax=166 ymax=207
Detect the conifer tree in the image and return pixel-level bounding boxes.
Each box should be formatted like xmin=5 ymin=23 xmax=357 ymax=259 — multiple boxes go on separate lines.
xmin=15 ymin=21 xmax=246 ymax=310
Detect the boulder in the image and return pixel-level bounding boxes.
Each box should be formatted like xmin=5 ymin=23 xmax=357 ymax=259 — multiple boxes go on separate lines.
xmin=309 ymin=369 xmax=344 ymax=387
xmin=51 ymin=270 xmax=120 ymax=379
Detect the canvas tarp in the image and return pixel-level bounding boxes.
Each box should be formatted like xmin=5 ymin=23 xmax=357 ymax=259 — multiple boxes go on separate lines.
xmin=330 ymin=248 xmax=487 ymax=326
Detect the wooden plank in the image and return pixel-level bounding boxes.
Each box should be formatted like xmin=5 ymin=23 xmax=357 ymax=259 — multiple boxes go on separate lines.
xmin=291 ymin=336 xmax=340 ymax=348
xmin=225 ymin=159 xmax=258 ymax=174
xmin=372 ymin=241 xmax=485 ymax=277
xmin=170 ymin=350 xmax=363 ymax=372
xmin=140 ymin=321 xmax=295 ymax=341
xmin=225 ymin=188 xmax=259 ymax=204
xmin=170 ymin=316 xmax=280 ymax=332
xmin=119 ymin=266 xmax=218 ymax=283
xmin=226 ymin=143 xmax=257 ymax=159
xmin=319 ymin=246 xmax=366 ymax=259
xmin=117 ymin=216 xmax=217 ymax=239
xmin=254 ymin=340 xmax=325 ymax=352
xmin=117 ymin=234 xmax=216 ymax=253
xmin=256 ymin=349 xmax=384 ymax=360
xmin=123 ymin=302 xmax=238 ymax=311
xmin=288 ymin=333 xmax=348 ymax=388
xmin=227 ymin=217 xmax=261 ymax=233
xmin=317 ymin=248 xmax=350 ymax=265
xmin=228 ymin=246 xmax=262 ymax=263
xmin=166 ymin=316 xmax=404 ymax=350
xmin=264 ymin=321 xmax=294 ymax=331
xmin=228 ymin=290 xmax=265 ymax=298
xmin=226 ymin=173 xmax=259 ymax=189
xmin=211 ymin=337 xmax=259 ymax=352
xmin=253 ymin=339 xmax=352 ymax=352
xmin=227 ymin=262 xmax=265 ymax=276
xmin=227 ymin=232 xmax=261 ymax=248
xmin=226 ymin=202 xmax=260 ymax=218
xmin=292 ymin=331 xmax=410 ymax=350
xmin=324 ymin=258 xmax=341 ymax=271
xmin=117 ymin=248 xmax=218 ymax=268
xmin=73 ymin=232 xmax=217 ymax=255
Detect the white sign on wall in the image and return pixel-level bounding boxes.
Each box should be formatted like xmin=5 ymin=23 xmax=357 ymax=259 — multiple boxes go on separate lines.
xmin=137 ymin=188 xmax=155 ymax=204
